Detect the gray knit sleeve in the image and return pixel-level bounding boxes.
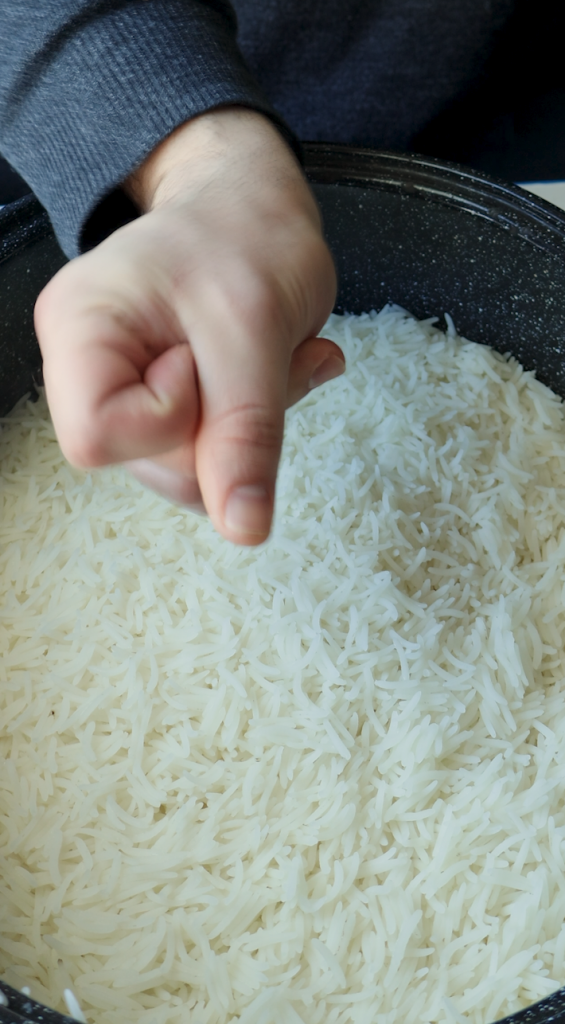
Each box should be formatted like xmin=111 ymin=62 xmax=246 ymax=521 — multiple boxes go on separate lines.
xmin=0 ymin=0 xmax=298 ymax=257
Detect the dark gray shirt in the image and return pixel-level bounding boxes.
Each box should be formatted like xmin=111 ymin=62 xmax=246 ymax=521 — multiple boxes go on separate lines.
xmin=0 ymin=0 xmax=561 ymax=257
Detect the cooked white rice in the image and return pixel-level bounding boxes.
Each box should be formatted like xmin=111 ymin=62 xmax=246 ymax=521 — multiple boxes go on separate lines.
xmin=1 ymin=306 xmax=565 ymax=1024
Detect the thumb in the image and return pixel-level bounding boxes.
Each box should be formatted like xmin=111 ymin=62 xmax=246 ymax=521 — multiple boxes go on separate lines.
xmin=194 ymin=334 xmax=345 ymax=545
xmin=194 ymin=340 xmax=289 ymax=546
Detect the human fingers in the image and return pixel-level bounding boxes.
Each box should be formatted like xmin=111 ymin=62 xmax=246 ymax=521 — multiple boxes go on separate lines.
xmin=34 ymin=250 xmax=200 ymax=467
xmin=122 ymin=336 xmax=345 ymax=511
xmin=285 ymin=336 xmax=345 ymax=408
xmin=124 ymin=448 xmax=204 ymax=512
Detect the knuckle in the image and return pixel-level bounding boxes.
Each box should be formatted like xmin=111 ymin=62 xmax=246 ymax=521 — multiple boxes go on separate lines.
xmin=60 ymin=420 xmax=109 ymax=469
xmin=214 ymin=404 xmax=283 ymax=453
xmin=34 ymin=276 xmax=65 ymax=336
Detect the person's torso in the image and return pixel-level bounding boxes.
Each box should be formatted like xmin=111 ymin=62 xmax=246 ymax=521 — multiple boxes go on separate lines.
xmin=233 ymin=0 xmax=515 ymax=148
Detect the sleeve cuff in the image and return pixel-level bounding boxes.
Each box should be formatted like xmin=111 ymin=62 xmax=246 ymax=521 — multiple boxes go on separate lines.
xmin=0 ymin=0 xmax=300 ymax=257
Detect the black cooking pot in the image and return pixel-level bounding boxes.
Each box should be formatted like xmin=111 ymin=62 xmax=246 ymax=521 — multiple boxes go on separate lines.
xmin=1 ymin=145 xmax=565 ymax=1024
xmin=2 ymin=144 xmax=565 ymax=417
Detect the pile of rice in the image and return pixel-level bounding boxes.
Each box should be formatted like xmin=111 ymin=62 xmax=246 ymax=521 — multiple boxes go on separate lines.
xmin=1 ymin=307 xmax=565 ymax=1024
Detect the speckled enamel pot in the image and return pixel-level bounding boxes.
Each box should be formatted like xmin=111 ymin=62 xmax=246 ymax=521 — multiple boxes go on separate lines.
xmin=2 ymin=143 xmax=565 ymax=415
xmin=305 ymin=144 xmax=565 ymax=396
xmin=1 ymin=147 xmax=565 ymax=1024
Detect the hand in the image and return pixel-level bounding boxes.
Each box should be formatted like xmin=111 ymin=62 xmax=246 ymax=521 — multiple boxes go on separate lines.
xmin=34 ymin=108 xmax=342 ymax=545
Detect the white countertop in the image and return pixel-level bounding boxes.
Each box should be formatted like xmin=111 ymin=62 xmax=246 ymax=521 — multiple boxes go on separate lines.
xmin=520 ymin=181 xmax=565 ymax=212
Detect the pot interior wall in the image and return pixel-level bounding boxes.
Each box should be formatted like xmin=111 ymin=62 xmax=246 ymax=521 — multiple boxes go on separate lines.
xmin=1 ymin=150 xmax=565 ymax=1024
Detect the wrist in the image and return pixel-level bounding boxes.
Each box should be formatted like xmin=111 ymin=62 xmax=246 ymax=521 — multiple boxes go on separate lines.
xmin=124 ymin=106 xmax=303 ymax=213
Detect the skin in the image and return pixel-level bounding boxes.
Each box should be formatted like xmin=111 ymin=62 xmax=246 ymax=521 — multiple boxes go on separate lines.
xmin=34 ymin=107 xmax=343 ymax=546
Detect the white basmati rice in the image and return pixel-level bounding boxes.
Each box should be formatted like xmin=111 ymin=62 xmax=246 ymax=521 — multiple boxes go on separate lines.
xmin=1 ymin=306 xmax=565 ymax=1024
xmin=64 ymin=986 xmax=88 ymax=1022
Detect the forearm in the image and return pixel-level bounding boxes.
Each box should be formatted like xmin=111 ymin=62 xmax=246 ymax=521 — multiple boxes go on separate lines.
xmin=124 ymin=107 xmax=309 ymax=216
xmin=0 ymin=0 xmax=297 ymax=258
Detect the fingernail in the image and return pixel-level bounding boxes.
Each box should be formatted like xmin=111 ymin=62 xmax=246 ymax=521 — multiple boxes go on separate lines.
xmin=308 ymin=355 xmax=346 ymax=390
xmin=225 ymin=485 xmax=272 ymax=539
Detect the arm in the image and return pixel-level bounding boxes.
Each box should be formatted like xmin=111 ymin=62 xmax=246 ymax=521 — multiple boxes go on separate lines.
xmin=35 ymin=107 xmax=342 ymax=544
xmin=0 ymin=0 xmax=298 ymax=256
xmin=1 ymin=3 xmax=342 ymax=545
